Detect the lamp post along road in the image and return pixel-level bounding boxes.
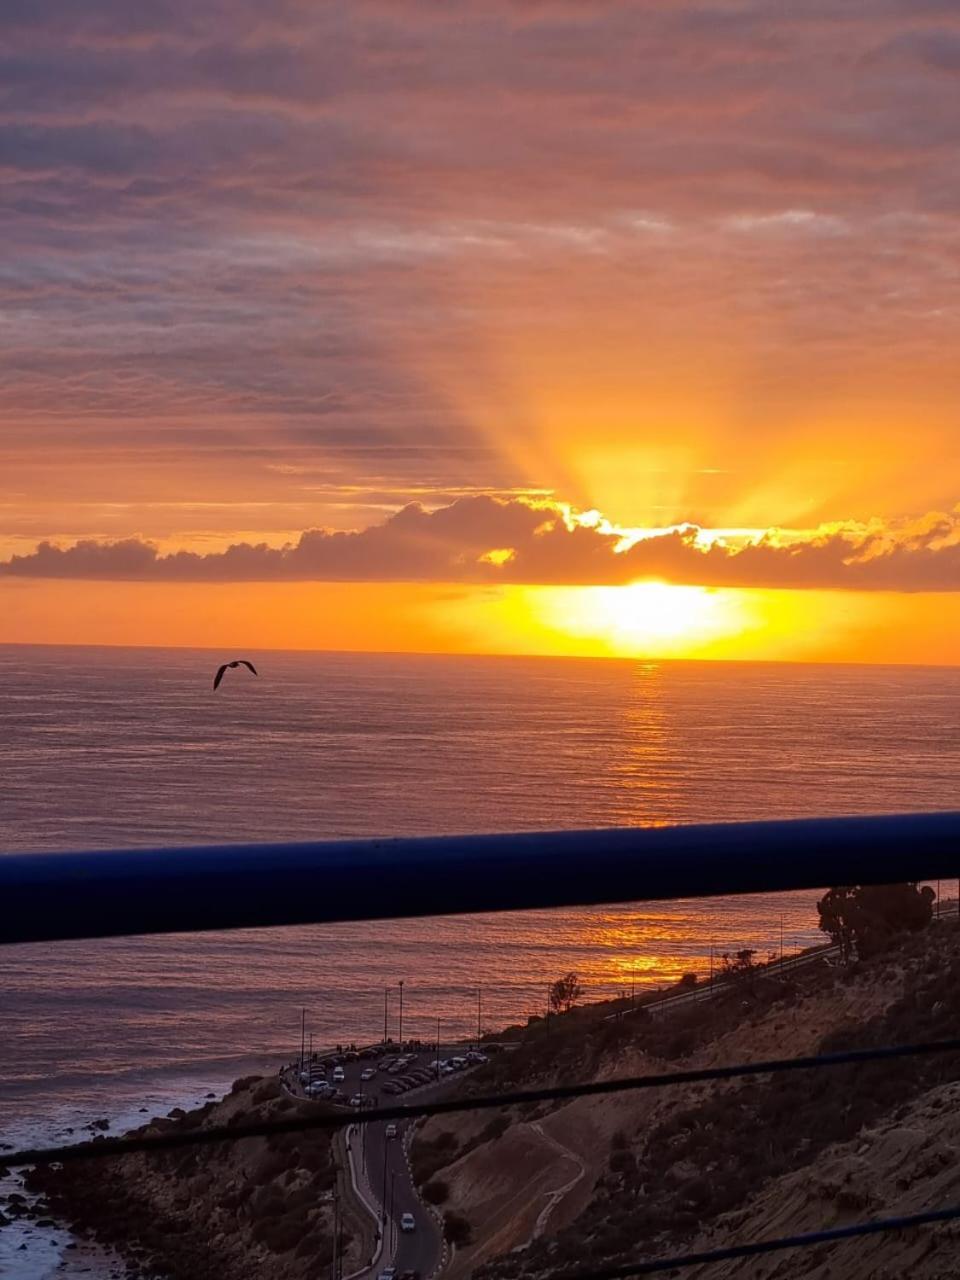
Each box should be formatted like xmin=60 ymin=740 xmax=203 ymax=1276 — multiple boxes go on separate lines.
xmin=398 ymin=980 xmax=404 ymax=1047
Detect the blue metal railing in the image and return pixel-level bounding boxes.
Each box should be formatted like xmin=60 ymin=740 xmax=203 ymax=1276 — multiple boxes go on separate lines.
xmin=2 ymin=810 xmax=959 ymax=946
xmin=5 ymin=811 xmax=960 ymax=1276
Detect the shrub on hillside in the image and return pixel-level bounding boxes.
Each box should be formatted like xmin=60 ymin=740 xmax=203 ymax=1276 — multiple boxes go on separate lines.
xmin=410 ymin=1130 xmax=459 ymax=1185
xmin=423 ymin=1179 xmax=449 ymax=1205
xmin=444 ymin=1210 xmax=473 ymax=1247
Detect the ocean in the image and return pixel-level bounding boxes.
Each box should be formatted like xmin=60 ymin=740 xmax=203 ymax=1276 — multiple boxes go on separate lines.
xmin=1 ymin=644 xmax=958 ymax=1274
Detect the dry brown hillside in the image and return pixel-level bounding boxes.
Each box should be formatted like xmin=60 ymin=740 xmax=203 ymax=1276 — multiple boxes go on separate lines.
xmin=26 ymin=1075 xmax=362 ymax=1280
xmin=412 ymin=918 xmax=960 ymax=1280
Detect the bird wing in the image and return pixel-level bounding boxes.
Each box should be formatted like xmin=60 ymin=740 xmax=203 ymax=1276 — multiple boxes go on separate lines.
xmin=213 ymin=664 xmax=228 ymax=690
xmin=239 ymin=660 xmax=258 ymax=676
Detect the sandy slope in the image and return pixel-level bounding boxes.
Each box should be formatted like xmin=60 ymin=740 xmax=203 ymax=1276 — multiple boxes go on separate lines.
xmin=686 ymin=1079 xmax=960 ymax=1280
xmin=421 ymin=922 xmax=960 ymax=1280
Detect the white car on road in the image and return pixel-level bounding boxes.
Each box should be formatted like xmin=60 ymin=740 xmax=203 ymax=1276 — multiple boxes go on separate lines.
xmin=400 ymin=1213 xmax=416 ymax=1233
xmin=333 ymin=1066 xmax=345 ymax=1082
xmin=385 ymin=1123 xmax=398 ymax=1139
xmin=361 ymin=1067 xmax=376 ymax=1081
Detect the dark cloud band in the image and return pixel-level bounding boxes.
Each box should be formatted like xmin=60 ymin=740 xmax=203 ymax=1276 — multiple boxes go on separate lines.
xmin=2 ymin=497 xmax=958 ymax=592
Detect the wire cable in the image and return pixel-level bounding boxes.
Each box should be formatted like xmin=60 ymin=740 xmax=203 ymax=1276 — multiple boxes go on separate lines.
xmin=4 ymin=1035 xmax=960 ymax=1167
xmin=555 ymin=1204 xmax=960 ymax=1278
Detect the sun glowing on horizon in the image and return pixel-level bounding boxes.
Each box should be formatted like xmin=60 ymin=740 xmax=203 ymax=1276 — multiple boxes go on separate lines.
xmin=529 ymin=579 xmax=750 ymax=657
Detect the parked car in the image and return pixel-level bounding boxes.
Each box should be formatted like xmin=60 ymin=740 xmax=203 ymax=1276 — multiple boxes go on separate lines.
xmin=382 ymin=1081 xmax=401 ymax=1095
xmin=379 ymin=1268 xmax=397 ymax=1280
xmin=385 ymin=1123 xmax=398 ymax=1139
xmin=450 ymin=1057 xmax=467 ymax=1070
xmin=333 ymin=1066 xmax=345 ymax=1082
xmin=400 ymin=1213 xmax=416 ymax=1233
xmin=360 ymin=1067 xmax=376 ymax=1081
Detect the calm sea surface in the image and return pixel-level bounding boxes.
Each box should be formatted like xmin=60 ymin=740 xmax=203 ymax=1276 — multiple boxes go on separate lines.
xmin=2 ymin=645 xmax=959 ymax=1150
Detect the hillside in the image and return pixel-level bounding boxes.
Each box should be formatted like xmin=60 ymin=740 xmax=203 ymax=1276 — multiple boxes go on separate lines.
xmin=25 ymin=1074 xmax=360 ymax=1280
xmin=411 ymin=918 xmax=960 ymax=1280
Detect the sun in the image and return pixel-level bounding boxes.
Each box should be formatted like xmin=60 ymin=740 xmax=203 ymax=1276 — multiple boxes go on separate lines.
xmin=528 ymin=579 xmax=750 ymax=657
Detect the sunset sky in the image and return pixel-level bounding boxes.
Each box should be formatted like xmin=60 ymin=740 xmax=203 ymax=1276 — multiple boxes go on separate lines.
xmin=2 ymin=1 xmax=959 ymax=662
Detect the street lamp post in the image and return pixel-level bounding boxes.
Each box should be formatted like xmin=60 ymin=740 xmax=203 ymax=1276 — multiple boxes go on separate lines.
xmin=476 ymin=987 xmax=482 ymax=1047
xmin=436 ymin=1015 xmax=441 ymax=1080
xmin=300 ymin=1007 xmax=306 ymax=1075
xmin=398 ymin=981 xmax=404 ymax=1048
xmin=383 ymin=986 xmax=389 ymax=1044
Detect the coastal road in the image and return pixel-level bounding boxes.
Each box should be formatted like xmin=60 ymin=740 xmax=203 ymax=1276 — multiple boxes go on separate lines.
xmin=286 ymin=1046 xmax=478 ymax=1278
xmin=606 ymin=942 xmax=841 ymax=1023
xmin=360 ymin=1112 xmax=442 ymax=1279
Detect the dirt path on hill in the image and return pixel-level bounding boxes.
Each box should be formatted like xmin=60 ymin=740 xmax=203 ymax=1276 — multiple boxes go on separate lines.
xmin=528 ymin=1121 xmax=587 ymax=1238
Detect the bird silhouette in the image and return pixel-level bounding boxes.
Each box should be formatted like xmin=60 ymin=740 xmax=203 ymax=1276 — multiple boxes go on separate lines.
xmin=213 ymin=659 xmax=258 ymax=691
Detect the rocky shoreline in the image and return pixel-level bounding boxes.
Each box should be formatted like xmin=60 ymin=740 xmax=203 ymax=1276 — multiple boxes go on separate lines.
xmin=22 ymin=1075 xmax=357 ymax=1280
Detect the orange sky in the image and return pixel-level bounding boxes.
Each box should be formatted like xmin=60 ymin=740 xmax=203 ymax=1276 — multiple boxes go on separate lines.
xmin=2 ymin=3 xmax=959 ymax=662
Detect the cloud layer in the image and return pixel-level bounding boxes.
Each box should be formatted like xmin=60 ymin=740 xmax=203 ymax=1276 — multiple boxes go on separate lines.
xmin=4 ymin=0 xmax=960 ymax=551
xmin=3 ymin=497 xmax=958 ymax=592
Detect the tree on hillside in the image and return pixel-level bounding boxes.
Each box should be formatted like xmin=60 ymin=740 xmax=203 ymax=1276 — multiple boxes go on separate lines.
xmin=549 ymin=971 xmax=584 ymax=1014
xmin=721 ymin=949 xmax=759 ymax=979
xmin=817 ymin=883 xmax=935 ymax=962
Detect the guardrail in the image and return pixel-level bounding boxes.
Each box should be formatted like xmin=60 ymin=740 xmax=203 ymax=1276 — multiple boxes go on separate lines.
xmin=4 ymin=810 xmax=960 ymax=1278
xmin=2 ymin=811 xmax=959 ymax=945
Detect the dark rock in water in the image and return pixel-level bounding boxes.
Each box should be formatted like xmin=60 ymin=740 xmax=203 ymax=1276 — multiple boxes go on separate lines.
xmin=0 ymin=1210 xmax=9 ymax=1227
xmin=36 ymin=1216 xmax=56 ymax=1227
xmin=0 ymin=1165 xmax=9 ymax=1178
xmin=91 ymin=1119 xmax=110 ymax=1131
xmin=139 ymin=1108 xmax=148 ymax=1113
xmin=206 ymin=1092 xmax=216 ymax=1099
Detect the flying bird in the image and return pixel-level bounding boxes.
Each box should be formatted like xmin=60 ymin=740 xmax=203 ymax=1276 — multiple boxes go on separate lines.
xmin=213 ymin=659 xmax=258 ymax=691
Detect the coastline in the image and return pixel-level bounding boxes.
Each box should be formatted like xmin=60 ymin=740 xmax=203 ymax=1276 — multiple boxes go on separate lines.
xmin=0 ymin=1067 xmax=266 ymax=1279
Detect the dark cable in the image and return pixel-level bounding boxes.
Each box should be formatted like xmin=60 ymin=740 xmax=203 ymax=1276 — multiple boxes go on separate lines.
xmin=555 ymin=1204 xmax=960 ymax=1278
xmin=4 ymin=1036 xmax=960 ymax=1167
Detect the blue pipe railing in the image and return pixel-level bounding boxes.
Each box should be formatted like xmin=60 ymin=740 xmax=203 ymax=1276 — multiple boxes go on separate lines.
xmin=2 ymin=810 xmax=958 ymax=946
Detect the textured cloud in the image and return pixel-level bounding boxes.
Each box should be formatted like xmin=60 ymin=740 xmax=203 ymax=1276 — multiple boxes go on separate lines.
xmin=4 ymin=1 xmax=960 ymax=547
xmin=3 ymin=496 xmax=959 ymax=591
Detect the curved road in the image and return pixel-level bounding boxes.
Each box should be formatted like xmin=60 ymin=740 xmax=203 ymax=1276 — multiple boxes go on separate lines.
xmin=360 ymin=1111 xmax=441 ymax=1279
xmin=288 ymin=1048 xmax=477 ymax=1279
